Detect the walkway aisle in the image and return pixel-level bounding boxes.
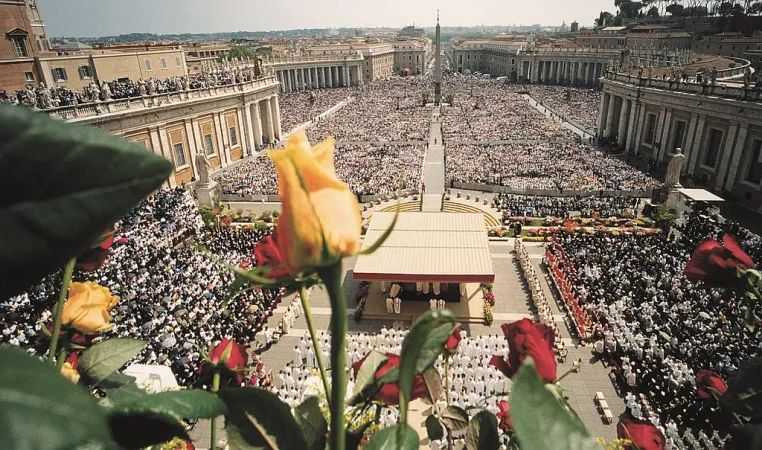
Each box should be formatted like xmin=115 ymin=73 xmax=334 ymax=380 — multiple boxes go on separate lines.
xmin=520 ymin=94 xmax=594 ymax=141
xmin=422 ymin=107 xmax=445 ymax=212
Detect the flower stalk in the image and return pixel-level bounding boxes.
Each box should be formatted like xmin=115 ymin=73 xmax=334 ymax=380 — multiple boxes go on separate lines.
xmin=210 ymin=370 xmax=221 ymax=450
xmin=300 ymin=285 xmax=332 ymax=406
xmin=317 ymin=262 xmax=347 ymax=450
xmin=48 ymin=258 xmax=76 ymax=366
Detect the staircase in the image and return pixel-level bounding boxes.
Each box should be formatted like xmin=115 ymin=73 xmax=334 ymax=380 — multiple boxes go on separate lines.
xmin=441 ymin=201 xmax=502 ymax=227
xmin=378 ymin=201 xmax=422 ymax=213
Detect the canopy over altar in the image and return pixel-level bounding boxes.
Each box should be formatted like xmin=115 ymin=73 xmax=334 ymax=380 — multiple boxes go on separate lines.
xmin=353 ymin=212 xmax=495 ymax=284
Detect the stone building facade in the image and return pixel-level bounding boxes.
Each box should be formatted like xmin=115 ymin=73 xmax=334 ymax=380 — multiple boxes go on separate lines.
xmin=270 ymin=54 xmax=364 ymax=92
xmin=44 ymin=76 xmax=282 ymax=188
xmin=0 ymin=0 xmax=41 ymax=92
xmin=393 ymin=39 xmax=430 ymax=75
xmin=600 ymin=70 xmax=762 ymax=211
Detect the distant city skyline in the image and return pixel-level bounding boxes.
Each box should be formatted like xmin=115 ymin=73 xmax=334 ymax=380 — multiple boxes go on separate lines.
xmin=38 ymin=0 xmax=610 ymax=37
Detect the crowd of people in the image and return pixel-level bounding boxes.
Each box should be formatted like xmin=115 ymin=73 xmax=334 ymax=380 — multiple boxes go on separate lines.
xmin=270 ymin=327 xmax=517 ymax=448
xmin=307 ymin=77 xmax=433 ymax=142
xmin=446 ymin=142 xmax=660 ymax=192
xmin=544 ymin=210 xmax=762 ymax=440
xmin=1 ymin=189 xmax=280 ymax=387
xmin=524 ymin=85 xmax=602 ymax=133
xmin=496 ymin=193 xmax=641 ymax=218
xmin=215 ymin=143 xmax=424 ymax=197
xmin=279 ymin=88 xmax=353 ymax=134
xmin=440 ymin=76 xmax=576 ymax=142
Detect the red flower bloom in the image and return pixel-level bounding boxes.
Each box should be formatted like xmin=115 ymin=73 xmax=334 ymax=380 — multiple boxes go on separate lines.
xmin=202 ymin=338 xmax=249 ymax=383
xmin=66 ymin=351 xmax=80 ymax=370
xmin=695 ymin=370 xmax=728 ymax=399
xmin=445 ymin=327 xmax=462 ymax=352
xmin=75 ymin=228 xmax=115 ymax=272
xmin=174 ymin=442 xmax=195 ymax=450
xmin=496 ymin=400 xmax=513 ymax=431
xmin=43 ymin=323 xmax=90 ymax=346
xmin=253 ymin=230 xmax=292 ymax=279
xmin=489 ymin=319 xmax=557 ymax=383
xmin=684 ymin=235 xmax=754 ymax=286
xmin=352 ymin=352 xmax=428 ymax=406
xmin=617 ymin=419 xmax=665 ymax=450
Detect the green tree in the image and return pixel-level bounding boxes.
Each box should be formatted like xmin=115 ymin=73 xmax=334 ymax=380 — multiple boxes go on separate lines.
xmin=666 ymin=3 xmax=685 ymax=15
xmin=227 ymin=46 xmax=255 ymax=60
xmin=596 ymin=11 xmax=615 ymax=26
xmin=647 ymin=5 xmax=660 ymax=16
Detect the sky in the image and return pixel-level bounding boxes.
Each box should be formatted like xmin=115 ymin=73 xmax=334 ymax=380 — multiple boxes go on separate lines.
xmin=38 ymin=0 xmax=614 ymax=37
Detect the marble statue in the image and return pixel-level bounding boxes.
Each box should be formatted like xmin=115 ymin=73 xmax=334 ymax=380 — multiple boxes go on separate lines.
xmin=36 ymin=83 xmax=52 ymax=109
xmin=101 ymin=81 xmax=112 ymax=101
xmin=89 ymin=81 xmax=101 ymax=102
xmin=147 ymin=78 xmax=156 ymax=95
xmin=182 ymin=76 xmax=190 ymax=91
xmin=196 ymin=152 xmax=212 ymax=185
xmin=665 ymin=148 xmax=686 ymax=188
xmin=647 ymin=62 xmax=653 ymax=79
xmin=23 ymin=85 xmax=37 ymax=108
xmin=137 ymin=80 xmax=147 ymax=96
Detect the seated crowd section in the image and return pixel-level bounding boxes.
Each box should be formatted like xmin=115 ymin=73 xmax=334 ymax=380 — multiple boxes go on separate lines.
xmin=278 ymin=87 xmax=353 ymax=134
xmin=496 ymin=194 xmax=641 ymax=218
xmin=0 ymin=189 xmax=279 ymax=387
xmin=544 ymin=210 xmax=762 ymax=440
xmin=523 ymin=85 xmax=602 ymax=134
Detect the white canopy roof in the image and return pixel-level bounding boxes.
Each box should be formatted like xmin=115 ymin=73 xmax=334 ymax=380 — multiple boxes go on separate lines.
xmin=678 ymin=188 xmax=725 ymax=203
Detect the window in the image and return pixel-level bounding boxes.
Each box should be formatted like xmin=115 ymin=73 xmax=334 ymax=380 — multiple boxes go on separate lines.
xmin=173 ymin=142 xmax=186 ymax=167
xmin=161 ymin=58 xmax=168 ymax=69
xmin=203 ymin=134 xmax=215 ymax=156
xmin=644 ymin=113 xmax=657 ymax=145
xmin=703 ymin=129 xmax=724 ymax=168
xmin=24 ymin=72 xmax=34 ymax=82
xmin=229 ymin=127 xmax=238 ymax=147
xmin=175 ymin=56 xmax=182 ymax=67
xmin=11 ymin=36 xmax=28 ymax=57
xmin=672 ymin=120 xmax=687 ymax=153
xmin=51 ymin=67 xmax=67 ymax=82
xmin=745 ymin=139 xmax=762 ymax=185
xmin=78 ymin=65 xmax=93 ymax=79
xmin=145 ymin=59 xmax=152 ymax=71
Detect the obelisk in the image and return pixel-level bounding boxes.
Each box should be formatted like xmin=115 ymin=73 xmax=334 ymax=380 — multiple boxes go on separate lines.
xmin=434 ymin=10 xmax=442 ymax=106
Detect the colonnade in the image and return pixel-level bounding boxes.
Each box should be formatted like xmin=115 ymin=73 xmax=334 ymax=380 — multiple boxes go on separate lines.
xmin=523 ymin=60 xmax=606 ymax=87
xmin=275 ymin=65 xmax=360 ymax=93
xmin=243 ymin=94 xmax=282 ymax=149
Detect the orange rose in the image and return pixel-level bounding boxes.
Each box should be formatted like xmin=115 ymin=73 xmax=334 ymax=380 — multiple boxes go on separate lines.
xmin=268 ymin=131 xmax=361 ymax=273
xmin=61 ymin=282 xmax=119 ymax=334
xmin=60 ymin=352 xmax=81 ymax=384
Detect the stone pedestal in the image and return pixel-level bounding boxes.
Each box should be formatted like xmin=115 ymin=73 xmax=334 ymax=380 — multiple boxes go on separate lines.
xmin=196 ymin=181 xmax=220 ymax=207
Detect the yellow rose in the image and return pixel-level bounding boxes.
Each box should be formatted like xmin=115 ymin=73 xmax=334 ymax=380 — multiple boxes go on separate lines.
xmin=61 ymin=282 xmax=119 ymax=334
xmin=61 ymin=362 xmax=80 ymax=384
xmin=268 ymin=131 xmax=362 ymax=272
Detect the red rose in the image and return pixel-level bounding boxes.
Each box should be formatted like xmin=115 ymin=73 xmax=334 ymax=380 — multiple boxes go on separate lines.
xmin=352 ymin=352 xmax=428 ymax=406
xmin=202 ymin=338 xmax=249 ymax=383
xmin=66 ymin=351 xmax=80 ymax=370
xmin=75 ymin=228 xmax=115 ymax=272
xmin=43 ymin=323 xmax=91 ymax=346
xmin=617 ymin=419 xmax=665 ymax=450
xmin=496 ymin=400 xmax=513 ymax=431
xmin=445 ymin=327 xmax=462 ymax=352
xmin=489 ymin=319 xmax=557 ymax=383
xmin=253 ymin=230 xmax=292 ymax=279
xmin=695 ymin=369 xmax=727 ymax=399
xmin=684 ymin=235 xmax=754 ymax=286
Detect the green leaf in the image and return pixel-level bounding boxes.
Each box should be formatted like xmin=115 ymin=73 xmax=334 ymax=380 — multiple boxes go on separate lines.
xmin=294 ymin=396 xmax=327 ymax=450
xmin=218 ymin=387 xmax=308 ymax=450
xmin=425 ymin=415 xmax=444 ymax=441
xmin=721 ymin=356 xmax=762 ymax=418
xmin=510 ymin=360 xmax=600 ymax=450
xmin=422 ymin=367 xmax=444 ymax=404
xmin=79 ymin=338 xmax=147 ymax=383
xmin=363 ymin=423 xmax=419 ymax=450
xmin=0 ymin=345 xmax=113 ymax=450
xmin=109 ymin=389 xmax=226 ymax=421
xmin=348 ymin=349 xmax=389 ymax=405
xmin=442 ymin=405 xmax=470 ymax=432
xmin=465 ymin=411 xmax=499 ymax=450
xmin=107 ymin=411 xmax=189 ymax=449
xmin=0 ymin=105 xmax=173 ymax=298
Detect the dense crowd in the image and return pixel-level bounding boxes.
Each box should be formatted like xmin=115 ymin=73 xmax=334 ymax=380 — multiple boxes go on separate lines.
xmin=545 ymin=210 xmax=762 ymax=439
xmin=441 ymin=76 xmax=576 ymax=142
xmin=446 ymin=142 xmax=660 ymax=192
xmin=1 ymin=189 xmax=280 ymax=386
xmin=279 ymin=88 xmax=353 ymax=134
xmin=307 ymin=77 xmax=433 ymax=142
xmin=525 ymin=85 xmax=602 ymax=133
xmin=216 ymin=143 xmax=424 ymax=197
xmin=496 ymin=194 xmax=641 ymax=218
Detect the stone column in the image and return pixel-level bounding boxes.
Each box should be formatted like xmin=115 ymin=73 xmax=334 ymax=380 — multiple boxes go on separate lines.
xmin=251 ymin=102 xmax=263 ymax=149
xmin=583 ymin=63 xmax=589 ymax=86
xmin=688 ymin=115 xmax=706 ymax=173
xmin=617 ymin=98 xmax=630 ymax=147
xmin=556 ymin=61 xmax=562 ymax=83
xmin=633 ymin=105 xmax=647 ymax=156
xmin=715 ymin=122 xmax=740 ymax=191
xmin=333 ymin=66 xmax=339 ymax=86
xmin=724 ymin=123 xmax=750 ymax=191
xmin=270 ymin=96 xmax=282 ymax=140
xmin=344 ymin=66 xmax=350 ymax=87
xmin=604 ymin=94 xmax=617 ymax=138
xmin=327 ymin=66 xmax=333 ymax=87
xmin=235 ymin=107 xmax=247 ymax=156
xmin=625 ymin=102 xmax=638 ymax=151
xmin=307 ymin=68 xmax=313 ymax=89
xmin=598 ymin=92 xmax=609 ymax=137
xmin=261 ymin=98 xmax=275 ymax=144
xmin=243 ymin=102 xmax=256 ymax=156
xmin=681 ymin=114 xmax=699 ymax=174
xmin=214 ymin=112 xmax=231 ymax=165
xmin=657 ymin=108 xmax=673 ymax=162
